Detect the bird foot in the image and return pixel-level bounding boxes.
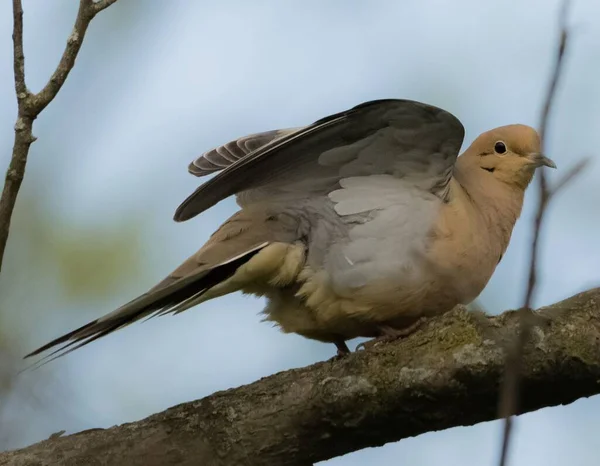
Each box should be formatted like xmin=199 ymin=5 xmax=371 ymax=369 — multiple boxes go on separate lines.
xmin=356 ymin=317 xmax=427 ymax=351
xmin=329 ymin=340 xmax=351 ymax=361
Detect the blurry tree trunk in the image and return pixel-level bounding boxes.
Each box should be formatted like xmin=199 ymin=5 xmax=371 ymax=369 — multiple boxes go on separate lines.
xmin=1 ymin=288 xmax=599 ymax=466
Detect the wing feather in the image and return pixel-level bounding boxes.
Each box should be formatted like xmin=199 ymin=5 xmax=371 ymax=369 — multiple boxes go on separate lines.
xmin=175 ymin=99 xmax=465 ymax=222
xmin=189 ymin=128 xmax=302 ymax=177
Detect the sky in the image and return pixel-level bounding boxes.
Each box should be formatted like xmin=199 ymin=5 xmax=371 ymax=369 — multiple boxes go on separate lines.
xmin=0 ymin=0 xmax=599 ymax=464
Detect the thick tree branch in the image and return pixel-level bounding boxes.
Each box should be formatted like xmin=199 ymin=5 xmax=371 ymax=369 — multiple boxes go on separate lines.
xmin=0 ymin=0 xmax=119 ymax=274
xmin=1 ymin=288 xmax=599 ymax=466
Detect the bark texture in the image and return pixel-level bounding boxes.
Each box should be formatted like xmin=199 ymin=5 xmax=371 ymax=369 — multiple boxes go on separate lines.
xmin=2 ymin=288 xmax=600 ymax=466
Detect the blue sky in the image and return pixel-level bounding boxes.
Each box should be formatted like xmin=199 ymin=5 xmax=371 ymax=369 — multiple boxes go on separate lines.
xmin=1 ymin=1 xmax=599 ymax=464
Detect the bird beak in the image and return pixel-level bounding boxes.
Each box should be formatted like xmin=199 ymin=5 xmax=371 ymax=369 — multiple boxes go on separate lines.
xmin=527 ymin=152 xmax=557 ymax=169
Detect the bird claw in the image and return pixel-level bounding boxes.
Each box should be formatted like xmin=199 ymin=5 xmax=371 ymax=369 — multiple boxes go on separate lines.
xmin=355 ymin=317 xmax=428 ymax=352
xmin=355 ymin=335 xmax=395 ymax=351
xmin=329 ymin=352 xmax=349 ymax=362
xmin=329 ymin=340 xmax=351 ymax=361
xmin=355 ymin=340 xmax=374 ymax=351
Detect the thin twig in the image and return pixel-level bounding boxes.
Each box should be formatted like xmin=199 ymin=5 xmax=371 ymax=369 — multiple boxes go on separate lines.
xmin=26 ymin=0 xmax=116 ymax=115
xmin=11 ymin=0 xmax=28 ymax=103
xmin=496 ymin=1 xmax=589 ymax=465
xmin=550 ymin=158 xmax=590 ymax=193
xmin=0 ymin=0 xmax=120 ymax=274
xmin=91 ymin=0 xmax=120 ymax=13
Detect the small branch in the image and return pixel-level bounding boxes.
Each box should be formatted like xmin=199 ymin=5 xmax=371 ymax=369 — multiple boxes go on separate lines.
xmin=25 ymin=0 xmax=114 ymax=116
xmin=0 ymin=0 xmax=33 ymax=272
xmin=538 ymin=0 xmax=571 ymax=152
xmin=497 ymin=1 xmax=589 ymax=465
xmin=11 ymin=0 xmax=29 ymax=104
xmin=0 ymin=117 xmax=35 ymax=274
xmin=550 ymin=158 xmax=590 ymax=194
xmin=526 ymin=0 xmax=572 ymax=310
xmin=0 ymin=0 xmax=120 ymax=273
xmin=1 ymin=289 xmax=599 ymax=466
xmin=91 ymin=0 xmax=120 ymax=13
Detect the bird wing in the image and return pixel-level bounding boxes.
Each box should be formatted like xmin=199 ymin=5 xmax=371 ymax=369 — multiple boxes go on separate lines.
xmin=175 ymin=99 xmax=465 ymax=222
xmin=189 ymin=128 xmax=302 ymax=177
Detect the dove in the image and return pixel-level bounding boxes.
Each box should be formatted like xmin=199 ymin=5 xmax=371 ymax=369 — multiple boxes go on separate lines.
xmin=25 ymin=99 xmax=555 ymax=362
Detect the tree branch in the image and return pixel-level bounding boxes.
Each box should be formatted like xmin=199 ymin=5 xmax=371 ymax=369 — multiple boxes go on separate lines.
xmin=2 ymin=288 xmax=599 ymax=466
xmin=496 ymin=2 xmax=591 ymax=464
xmin=11 ymin=0 xmax=28 ymax=103
xmin=25 ymin=0 xmax=113 ymax=116
xmin=91 ymin=0 xmax=120 ymax=14
xmin=0 ymin=0 xmax=120 ymax=274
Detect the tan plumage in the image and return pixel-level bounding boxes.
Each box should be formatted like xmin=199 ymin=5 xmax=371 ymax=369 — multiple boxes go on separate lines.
xmin=26 ymin=100 xmax=555 ymax=363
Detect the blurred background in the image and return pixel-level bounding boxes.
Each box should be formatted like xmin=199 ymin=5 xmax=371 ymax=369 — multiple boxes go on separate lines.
xmin=1 ymin=0 xmax=599 ymax=464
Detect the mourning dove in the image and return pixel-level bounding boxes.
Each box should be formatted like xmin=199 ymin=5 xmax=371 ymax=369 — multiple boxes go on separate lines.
xmin=26 ymin=99 xmax=555 ymax=362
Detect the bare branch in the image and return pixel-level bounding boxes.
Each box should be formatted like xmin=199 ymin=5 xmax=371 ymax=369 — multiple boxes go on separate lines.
xmin=11 ymin=0 xmax=29 ymax=104
xmin=91 ymin=0 xmax=120 ymax=14
xmin=550 ymin=158 xmax=590 ymax=194
xmin=538 ymin=0 xmax=571 ymax=149
xmin=26 ymin=0 xmax=116 ymax=115
xmin=0 ymin=0 xmax=120 ymax=273
xmin=525 ymin=0 xmax=572 ymax=309
xmin=0 ymin=0 xmax=37 ymax=273
xmin=496 ymin=1 xmax=589 ymax=465
xmin=1 ymin=289 xmax=599 ymax=466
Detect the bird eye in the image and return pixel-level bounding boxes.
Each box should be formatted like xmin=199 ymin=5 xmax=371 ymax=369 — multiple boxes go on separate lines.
xmin=494 ymin=141 xmax=507 ymax=154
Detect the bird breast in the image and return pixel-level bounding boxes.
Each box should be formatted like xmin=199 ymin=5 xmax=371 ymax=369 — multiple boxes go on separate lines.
xmin=291 ymin=189 xmax=502 ymax=337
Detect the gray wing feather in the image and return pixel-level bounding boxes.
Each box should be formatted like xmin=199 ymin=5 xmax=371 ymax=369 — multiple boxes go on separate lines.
xmin=176 ymin=99 xmax=465 ymax=222
xmin=189 ymin=128 xmax=302 ymax=177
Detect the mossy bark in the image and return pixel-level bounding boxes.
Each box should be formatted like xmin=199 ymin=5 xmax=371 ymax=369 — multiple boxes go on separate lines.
xmin=2 ymin=288 xmax=599 ymax=466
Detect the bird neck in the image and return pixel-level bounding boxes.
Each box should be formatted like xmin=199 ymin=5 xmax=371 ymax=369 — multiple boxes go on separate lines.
xmin=452 ymin=158 xmax=525 ymax=248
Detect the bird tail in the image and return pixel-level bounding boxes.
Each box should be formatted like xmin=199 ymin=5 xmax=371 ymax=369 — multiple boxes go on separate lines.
xmin=24 ymin=242 xmax=269 ymax=367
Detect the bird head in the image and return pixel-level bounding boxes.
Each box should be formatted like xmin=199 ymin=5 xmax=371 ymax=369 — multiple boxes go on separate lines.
xmin=466 ymin=124 xmax=556 ymax=189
